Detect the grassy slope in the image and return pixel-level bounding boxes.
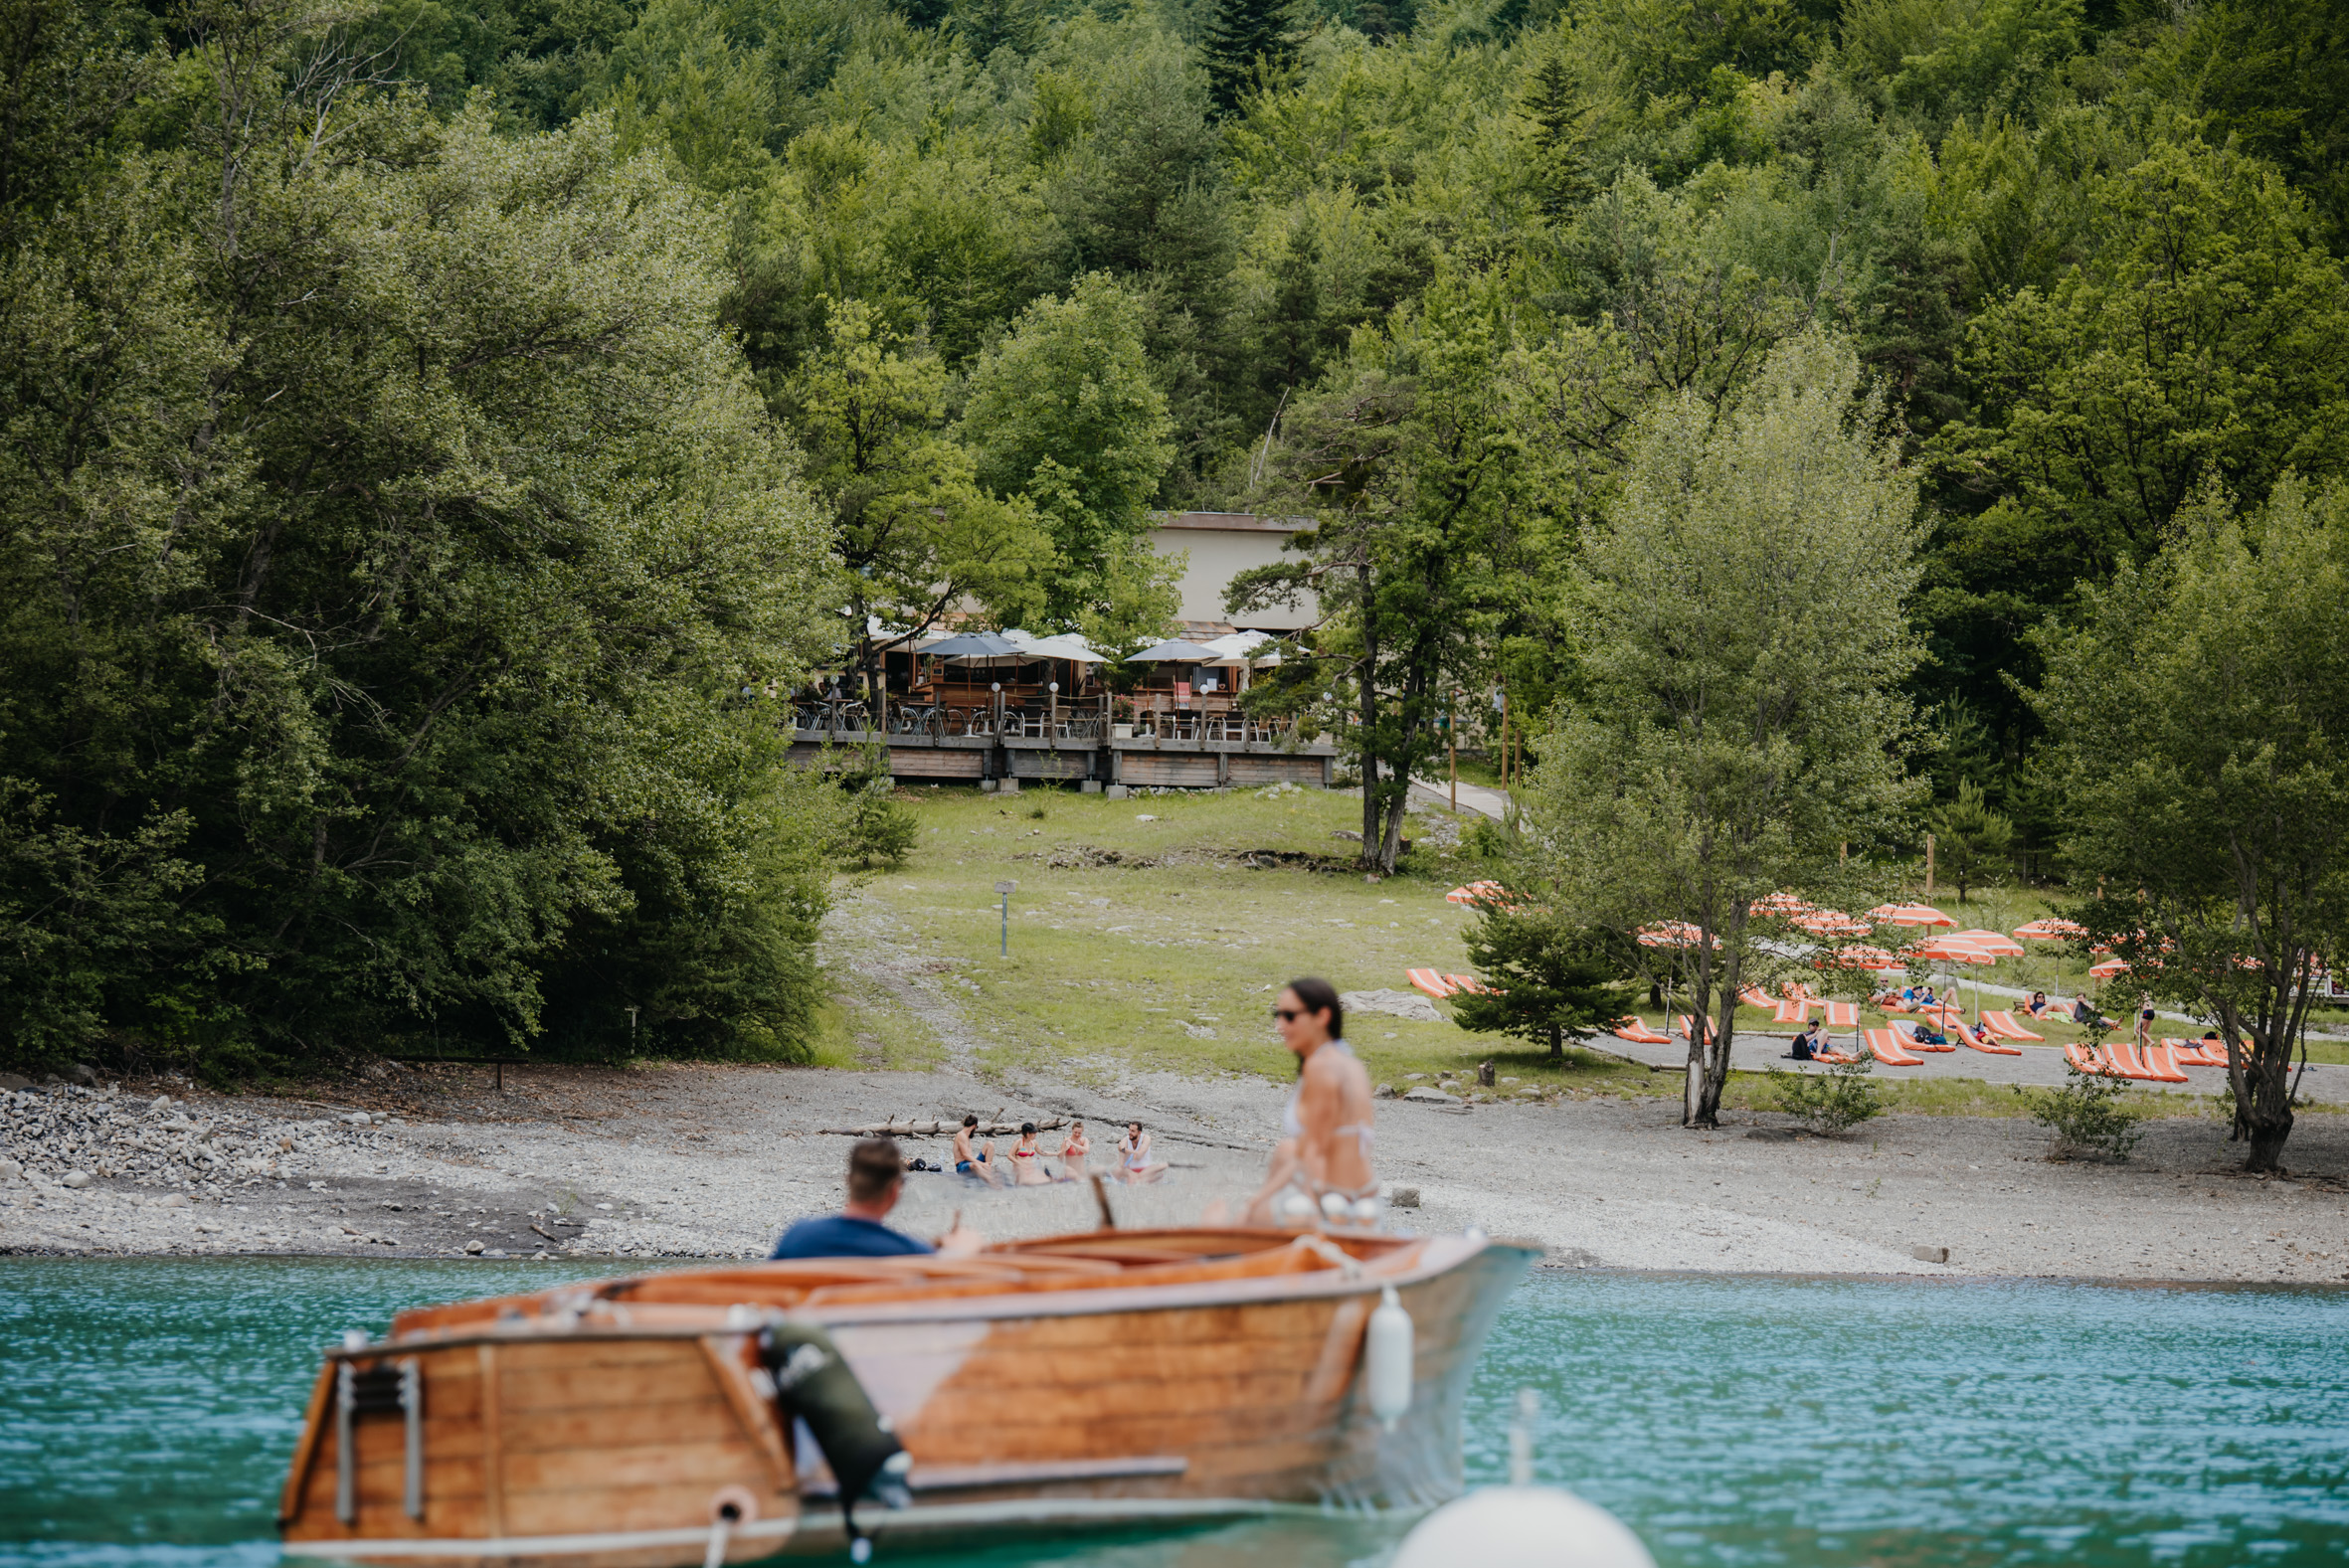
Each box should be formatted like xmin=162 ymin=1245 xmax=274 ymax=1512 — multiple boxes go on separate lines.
xmin=825 ymin=785 xmax=2330 ymax=1116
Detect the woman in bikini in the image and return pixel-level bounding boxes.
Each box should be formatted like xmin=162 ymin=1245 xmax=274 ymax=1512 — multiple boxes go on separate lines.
xmin=1056 ymin=1119 xmax=1089 ymax=1181
xmin=1244 ymin=976 xmax=1376 ymax=1227
xmin=1008 ymin=1122 xmax=1052 ymax=1186
xmin=1116 ymin=1121 xmax=1168 ymax=1183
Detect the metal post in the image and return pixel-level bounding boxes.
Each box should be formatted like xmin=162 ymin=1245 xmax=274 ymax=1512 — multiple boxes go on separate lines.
xmin=995 ymin=880 xmax=1015 ymax=957
xmin=1449 ymin=690 xmax=1458 ymax=812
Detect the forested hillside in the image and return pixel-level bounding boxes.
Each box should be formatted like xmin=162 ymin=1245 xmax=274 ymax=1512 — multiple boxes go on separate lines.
xmin=4 ymin=0 xmax=2345 ymax=1082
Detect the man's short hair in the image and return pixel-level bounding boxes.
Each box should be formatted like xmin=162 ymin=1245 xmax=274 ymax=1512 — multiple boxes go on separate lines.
xmin=847 ymin=1136 xmax=906 ymax=1204
xmin=962 ymin=1113 xmax=979 ymax=1128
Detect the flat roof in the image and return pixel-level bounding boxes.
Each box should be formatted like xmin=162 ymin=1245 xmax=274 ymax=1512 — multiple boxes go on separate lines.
xmin=1150 ymin=511 xmax=1309 ymax=533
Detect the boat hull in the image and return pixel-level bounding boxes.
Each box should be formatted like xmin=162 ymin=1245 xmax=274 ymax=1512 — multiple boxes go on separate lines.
xmin=278 ymin=1230 xmax=1533 ymax=1565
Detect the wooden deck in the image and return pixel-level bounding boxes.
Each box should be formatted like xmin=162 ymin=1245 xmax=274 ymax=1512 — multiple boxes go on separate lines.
xmin=788 ymin=727 xmax=1337 ymax=789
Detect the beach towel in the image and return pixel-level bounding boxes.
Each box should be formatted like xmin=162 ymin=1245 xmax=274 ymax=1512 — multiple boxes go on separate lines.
xmin=1863 ymin=1028 xmax=1923 ymax=1067
xmin=1954 ymin=1020 xmax=2023 ymax=1055
xmin=1823 ymin=1001 xmax=1859 ymax=1028
xmin=1612 ymin=1016 xmax=1671 ymax=1045
xmin=1981 ymin=1010 xmax=2045 ymax=1042
xmin=1405 ymin=968 xmax=1457 ymax=999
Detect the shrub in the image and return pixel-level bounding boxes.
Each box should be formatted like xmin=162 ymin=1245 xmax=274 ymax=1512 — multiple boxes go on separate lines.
xmin=2014 ymin=1067 xmax=2146 ymax=1160
xmin=839 ymin=785 xmax=920 ymax=869
xmin=1767 ymin=1057 xmax=1886 ymax=1134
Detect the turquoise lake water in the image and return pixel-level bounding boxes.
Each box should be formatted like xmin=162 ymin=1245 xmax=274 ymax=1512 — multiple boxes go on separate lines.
xmin=2 ymin=1259 xmax=2344 ymax=1567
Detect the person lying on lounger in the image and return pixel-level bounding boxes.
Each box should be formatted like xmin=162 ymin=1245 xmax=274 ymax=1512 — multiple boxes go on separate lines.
xmin=1913 ymin=1023 xmax=1949 ymax=1046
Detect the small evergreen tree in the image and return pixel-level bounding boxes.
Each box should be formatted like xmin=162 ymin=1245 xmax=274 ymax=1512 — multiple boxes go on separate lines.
xmin=1450 ymin=899 xmax=1624 ymax=1058
xmin=1927 ymin=780 xmax=2015 ymax=902
xmin=1518 ymin=41 xmax=1595 ymax=219
xmin=1202 ymin=0 xmax=1300 ymax=119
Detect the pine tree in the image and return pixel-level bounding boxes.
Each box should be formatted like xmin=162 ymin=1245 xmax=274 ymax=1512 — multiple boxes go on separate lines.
xmin=1202 ymin=0 xmax=1300 ymax=119
xmin=1518 ymin=43 xmax=1594 ymax=219
xmin=1450 ymin=899 xmax=1624 ymax=1058
xmin=1926 ymin=780 xmax=2015 ymax=904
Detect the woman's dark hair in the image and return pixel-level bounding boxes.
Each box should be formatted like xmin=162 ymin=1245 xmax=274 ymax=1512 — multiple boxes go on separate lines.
xmin=1020 ymin=1121 xmax=1036 ymax=1136
xmin=1284 ymin=976 xmax=1344 ymax=1042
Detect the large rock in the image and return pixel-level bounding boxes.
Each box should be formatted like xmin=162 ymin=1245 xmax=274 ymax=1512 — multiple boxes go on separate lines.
xmin=1401 ymin=1087 xmax=1462 ymax=1106
xmin=1343 ymin=988 xmax=1443 ymax=1023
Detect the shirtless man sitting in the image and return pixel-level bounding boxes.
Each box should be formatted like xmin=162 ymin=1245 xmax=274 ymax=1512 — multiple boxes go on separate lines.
xmin=953 ymin=1114 xmax=1004 ymax=1187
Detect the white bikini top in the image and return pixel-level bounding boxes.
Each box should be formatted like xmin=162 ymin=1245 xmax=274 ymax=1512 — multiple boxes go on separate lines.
xmin=1283 ymin=1040 xmax=1374 ymax=1150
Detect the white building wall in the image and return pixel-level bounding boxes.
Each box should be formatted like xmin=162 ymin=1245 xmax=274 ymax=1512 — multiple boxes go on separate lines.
xmin=1146 ymin=513 xmax=1319 ymax=629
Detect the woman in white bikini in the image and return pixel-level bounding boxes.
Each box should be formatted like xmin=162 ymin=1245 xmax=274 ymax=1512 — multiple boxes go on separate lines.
xmin=1244 ymin=976 xmax=1376 ymax=1227
xmin=1116 ymin=1121 xmax=1168 ymax=1183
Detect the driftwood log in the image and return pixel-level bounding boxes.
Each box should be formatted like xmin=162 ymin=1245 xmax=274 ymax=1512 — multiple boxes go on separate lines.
xmin=819 ymin=1117 xmax=1067 ymax=1137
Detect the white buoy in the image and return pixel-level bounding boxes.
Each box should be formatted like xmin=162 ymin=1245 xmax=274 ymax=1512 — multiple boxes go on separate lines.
xmin=1391 ymin=1487 xmax=1656 ymax=1568
xmin=1365 ymin=1285 xmax=1413 ymax=1429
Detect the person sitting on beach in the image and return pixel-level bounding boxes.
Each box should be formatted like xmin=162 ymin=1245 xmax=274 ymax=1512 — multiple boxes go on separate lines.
xmin=1116 ymin=1121 xmax=1168 ymax=1184
xmin=1786 ymin=1021 xmax=1821 ymax=1061
xmin=771 ymin=1137 xmax=976 ymax=1260
xmin=1008 ymin=1123 xmax=1052 ymax=1186
xmin=1244 ymin=977 xmax=1376 ymax=1227
xmin=1056 ymin=1119 xmax=1089 ymax=1180
xmin=953 ymin=1114 xmax=1004 ymax=1187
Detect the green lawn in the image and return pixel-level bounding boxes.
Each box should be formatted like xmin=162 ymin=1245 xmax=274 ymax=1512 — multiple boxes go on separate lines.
xmin=818 ymin=784 xmax=2323 ymax=1117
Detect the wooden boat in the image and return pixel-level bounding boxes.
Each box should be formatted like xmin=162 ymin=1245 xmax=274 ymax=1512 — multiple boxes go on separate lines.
xmin=278 ymin=1225 xmax=1536 ymax=1564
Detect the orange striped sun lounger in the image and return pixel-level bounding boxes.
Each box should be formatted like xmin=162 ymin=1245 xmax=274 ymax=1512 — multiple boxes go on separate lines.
xmin=1772 ymin=1000 xmax=1807 ymax=1024
xmin=1890 ymin=1021 xmax=1954 ymax=1053
xmin=1954 ymin=1020 xmax=2023 ymax=1055
xmin=1863 ymin=1028 xmax=1923 ymax=1066
xmin=1879 ymin=995 xmax=1913 ymax=1012
xmin=1405 ymin=968 xmax=1457 ymax=999
xmin=1678 ymin=1014 xmax=1720 ymax=1043
xmin=1813 ymin=1048 xmax=1861 ymax=1064
xmin=2106 ymin=1040 xmax=2158 ymax=1080
xmin=1738 ymin=986 xmax=1773 ymax=1008
xmin=1981 ymin=1010 xmax=2044 ymax=1042
xmin=1823 ymin=1001 xmax=1859 ymax=1028
xmin=2140 ymin=1043 xmax=2192 ymax=1083
xmin=2172 ymin=1038 xmax=2228 ymax=1067
xmin=1443 ymin=973 xmax=1488 ymax=994
xmin=1613 ymin=1016 xmax=1672 ymax=1045
xmin=2064 ymin=1043 xmax=2112 ymax=1075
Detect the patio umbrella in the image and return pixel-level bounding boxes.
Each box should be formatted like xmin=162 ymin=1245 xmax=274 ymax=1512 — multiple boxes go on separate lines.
xmin=1815 ymin=945 xmax=1901 ymax=970
xmin=1122 ymin=639 xmax=1227 ymax=662
xmin=1870 ymin=902 xmax=1956 ymax=928
xmin=1793 ymin=910 xmax=1874 ymax=937
xmin=1954 ymin=928 xmax=2027 ymax=958
xmin=922 ymin=631 xmax=1022 ymax=660
xmin=2088 ymin=958 xmax=2130 ymax=979
xmin=1911 ymin=935 xmax=2002 ymax=1023
xmin=1749 ymin=893 xmax=1815 ymax=918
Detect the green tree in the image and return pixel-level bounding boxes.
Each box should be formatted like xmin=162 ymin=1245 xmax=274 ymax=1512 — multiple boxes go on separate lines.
xmin=1202 ymin=0 xmax=1300 ymax=120
xmin=785 ymin=299 xmax=1051 ymax=707
xmin=960 ymin=273 xmax=1176 ymax=620
xmin=2032 ymin=476 xmax=2349 ymax=1174
xmin=1529 ymin=333 xmax=1925 ymax=1129
xmin=0 ymin=4 xmax=834 ymax=1073
xmin=1517 ymin=32 xmax=1596 ymax=220
xmin=1926 ymin=779 xmax=2014 ymax=902
xmin=1237 ymin=287 xmax=1518 ymax=874
xmin=1451 ymin=895 xmax=1624 ymax=1059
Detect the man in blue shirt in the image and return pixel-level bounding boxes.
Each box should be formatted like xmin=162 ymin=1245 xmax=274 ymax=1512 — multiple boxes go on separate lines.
xmin=771 ymin=1137 xmax=934 ymax=1260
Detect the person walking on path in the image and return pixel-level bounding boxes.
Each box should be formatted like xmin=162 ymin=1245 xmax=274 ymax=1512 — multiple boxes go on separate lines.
xmin=1244 ymin=976 xmax=1377 ymax=1226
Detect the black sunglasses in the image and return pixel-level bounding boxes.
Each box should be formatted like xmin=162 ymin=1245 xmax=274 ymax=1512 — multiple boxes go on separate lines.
xmin=1272 ymin=1006 xmax=1316 ymax=1022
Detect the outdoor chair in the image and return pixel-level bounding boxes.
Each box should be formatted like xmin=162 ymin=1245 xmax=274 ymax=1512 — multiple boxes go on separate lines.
xmin=1405 ymin=968 xmax=1457 ymax=999
xmin=1822 ymin=1001 xmax=1859 ymax=1028
xmin=1981 ymin=1010 xmax=2044 ymax=1041
xmin=1862 ymin=1028 xmax=1923 ymax=1066
xmin=1613 ymin=1016 xmax=1672 ymax=1044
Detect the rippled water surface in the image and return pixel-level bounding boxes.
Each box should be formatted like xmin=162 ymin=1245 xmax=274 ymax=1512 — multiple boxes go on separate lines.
xmin=2 ymin=1259 xmax=2344 ymax=1567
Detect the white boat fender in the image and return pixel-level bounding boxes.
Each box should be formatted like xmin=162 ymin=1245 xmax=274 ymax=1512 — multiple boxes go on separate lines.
xmin=1392 ymin=1487 xmax=1657 ymax=1568
xmin=758 ymin=1321 xmax=907 ymax=1555
xmin=1365 ymin=1285 xmax=1413 ymax=1430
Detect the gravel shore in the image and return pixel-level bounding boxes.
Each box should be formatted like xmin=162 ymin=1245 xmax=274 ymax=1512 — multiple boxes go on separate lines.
xmin=5 ymin=1061 xmax=2344 ymax=1285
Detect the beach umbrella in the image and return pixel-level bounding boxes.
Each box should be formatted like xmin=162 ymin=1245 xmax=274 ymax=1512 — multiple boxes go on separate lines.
xmin=2012 ymin=918 xmax=2086 ymax=941
xmin=1911 ymin=935 xmax=2004 ymax=1023
xmin=1636 ymin=921 xmax=1718 ymax=950
xmin=1870 ymin=902 xmax=1956 ymax=928
xmin=1954 ymin=928 xmax=2026 ymax=958
xmin=1816 ymin=944 xmax=1901 ymax=970
xmin=1793 ymin=910 xmax=1873 ymax=937
xmin=1749 ymin=893 xmax=1814 ymax=918
xmin=2088 ymin=958 xmax=2130 ymax=978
